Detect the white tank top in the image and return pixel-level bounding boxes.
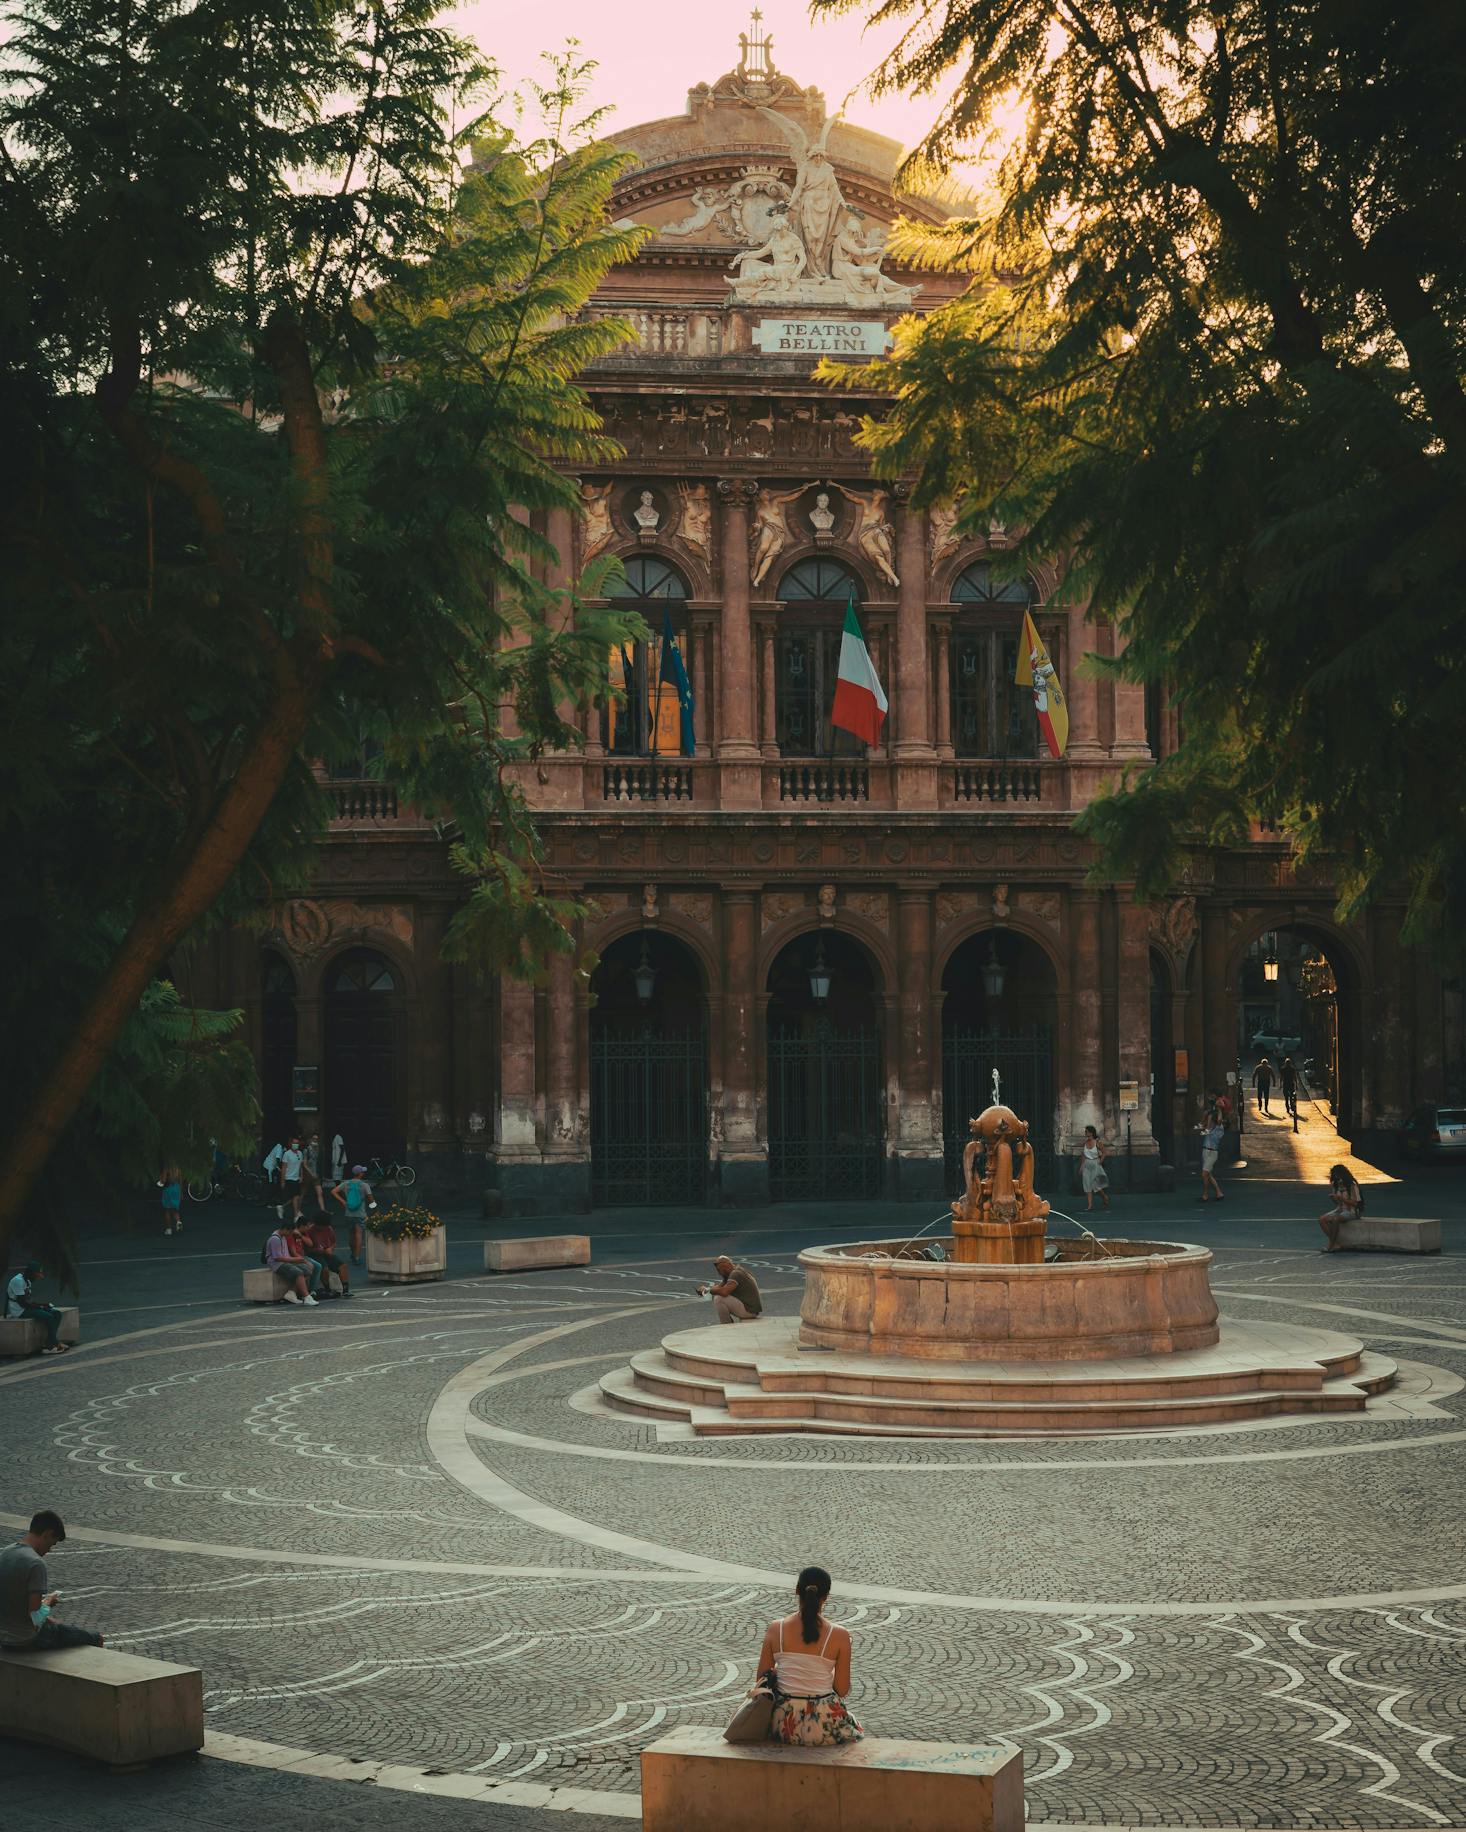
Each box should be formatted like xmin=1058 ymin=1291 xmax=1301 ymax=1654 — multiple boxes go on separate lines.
xmin=773 ymin=1619 xmax=837 ymax=1697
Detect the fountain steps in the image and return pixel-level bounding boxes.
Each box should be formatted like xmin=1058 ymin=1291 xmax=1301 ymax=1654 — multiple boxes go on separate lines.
xmin=598 ymin=1320 xmax=1396 ymax=1438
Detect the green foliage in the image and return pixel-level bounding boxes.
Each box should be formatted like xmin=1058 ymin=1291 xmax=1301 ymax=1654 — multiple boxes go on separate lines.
xmin=0 ymin=4 xmax=644 ymax=1258
xmin=817 ymin=0 xmax=1466 ymax=949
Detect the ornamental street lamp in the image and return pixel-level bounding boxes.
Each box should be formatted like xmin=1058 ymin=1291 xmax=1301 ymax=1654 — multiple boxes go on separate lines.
xmin=808 ymin=939 xmax=832 ymax=1003
xmin=982 ymin=937 xmax=1007 ymax=1000
xmin=633 ymin=936 xmax=657 ymax=1004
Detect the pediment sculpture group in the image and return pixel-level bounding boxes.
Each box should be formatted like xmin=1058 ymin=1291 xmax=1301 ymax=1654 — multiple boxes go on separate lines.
xmin=653 ymin=108 xmax=918 ymax=309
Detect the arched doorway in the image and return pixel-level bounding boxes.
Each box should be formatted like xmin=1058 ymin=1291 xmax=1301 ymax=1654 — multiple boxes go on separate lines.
xmin=260 ymin=952 xmax=297 ymax=1149
xmin=766 ymin=931 xmax=883 ymax=1200
xmin=324 ymin=949 xmax=404 ymax=1162
xmin=589 ymin=931 xmax=707 ymax=1205
xmin=940 ymin=929 xmax=1058 ymax=1186
xmin=1236 ymin=924 xmax=1357 ymax=1137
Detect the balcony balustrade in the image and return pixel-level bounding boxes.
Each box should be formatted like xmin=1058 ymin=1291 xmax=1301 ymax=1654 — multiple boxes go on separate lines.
xmin=948 ymin=762 xmax=1045 ymax=805
xmin=329 ymin=780 xmax=400 ymax=821
xmin=778 ymin=762 xmax=871 ymax=805
xmin=602 ymin=762 xmax=697 ymax=803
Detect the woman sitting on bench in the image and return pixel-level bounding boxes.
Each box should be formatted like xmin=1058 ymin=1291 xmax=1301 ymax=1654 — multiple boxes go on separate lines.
xmin=1319 ymin=1164 xmax=1363 ymax=1250
xmin=754 ymin=1566 xmax=863 ymax=1746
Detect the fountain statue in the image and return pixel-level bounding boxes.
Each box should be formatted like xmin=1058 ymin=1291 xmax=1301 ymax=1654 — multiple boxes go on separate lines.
xmin=950 ymin=1105 xmax=1051 ymax=1264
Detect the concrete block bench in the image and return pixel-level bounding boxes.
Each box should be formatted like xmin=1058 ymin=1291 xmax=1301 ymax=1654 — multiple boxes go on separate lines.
xmin=0 ymin=1305 xmax=80 ymax=1357
xmin=1336 ymin=1217 xmax=1441 ymax=1253
xmin=641 ymin=1726 xmax=1024 ymax=1832
xmin=242 ymin=1268 xmax=290 ymax=1303
xmin=0 ymin=1644 xmax=203 ymax=1769
xmin=484 ymin=1234 xmax=590 ymax=1274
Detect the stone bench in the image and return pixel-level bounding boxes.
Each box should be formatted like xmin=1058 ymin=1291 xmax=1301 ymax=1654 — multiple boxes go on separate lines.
xmin=0 ymin=1305 xmax=80 ymax=1357
xmin=484 ymin=1234 xmax=591 ymax=1274
xmin=641 ymin=1727 xmax=1024 ymax=1832
xmin=1335 ymin=1216 xmax=1441 ymax=1253
xmin=242 ymin=1268 xmax=291 ymax=1302
xmin=0 ymin=1644 xmax=204 ymax=1769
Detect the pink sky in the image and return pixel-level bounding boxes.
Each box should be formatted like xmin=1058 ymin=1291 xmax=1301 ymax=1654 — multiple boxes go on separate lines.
xmin=450 ymin=1 xmax=953 ymax=155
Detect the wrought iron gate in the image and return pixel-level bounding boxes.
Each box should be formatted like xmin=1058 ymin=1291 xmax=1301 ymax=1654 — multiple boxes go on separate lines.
xmin=942 ymin=1026 xmax=1055 ymax=1188
xmin=767 ymin=1019 xmax=884 ymax=1200
xmin=590 ymin=1027 xmax=707 ymax=1206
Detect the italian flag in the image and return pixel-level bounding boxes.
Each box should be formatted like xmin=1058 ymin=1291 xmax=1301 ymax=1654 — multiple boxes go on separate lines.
xmin=1014 ymin=607 xmax=1069 ymax=760
xmin=830 ymin=594 xmax=888 ymax=747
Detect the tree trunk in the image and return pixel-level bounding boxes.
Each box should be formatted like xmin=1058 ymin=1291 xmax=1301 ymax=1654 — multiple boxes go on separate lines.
xmin=0 ymin=670 xmax=321 ymax=1251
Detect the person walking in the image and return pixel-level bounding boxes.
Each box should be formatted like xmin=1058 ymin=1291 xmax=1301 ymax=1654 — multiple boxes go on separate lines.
xmin=696 ymin=1256 xmax=762 ymax=1324
xmin=1318 ymin=1164 xmax=1363 ymax=1251
xmin=158 ymin=1164 xmax=183 ymax=1236
xmin=1280 ymin=1056 xmax=1300 ymax=1121
xmin=0 ymin=1512 xmax=104 ymax=1651
xmin=331 ymin=1167 xmax=376 ymax=1266
xmin=263 ymin=1138 xmax=286 ymax=1217
xmin=3 ymin=1263 xmax=69 ymax=1354
xmin=279 ymin=1136 xmax=306 ymax=1221
xmin=1197 ymin=1116 xmax=1225 ymax=1202
xmin=1252 ymin=1056 xmax=1275 ymax=1115
xmin=753 ymin=1567 xmax=863 ymax=1747
xmin=1080 ymin=1126 xmax=1111 ymax=1212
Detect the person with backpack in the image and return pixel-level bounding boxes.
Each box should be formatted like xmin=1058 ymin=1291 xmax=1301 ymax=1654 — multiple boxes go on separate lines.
xmin=263 ymin=1223 xmax=319 ymax=1306
xmin=1280 ymin=1056 xmax=1300 ymax=1119
xmin=331 ymin=1166 xmax=376 ymax=1267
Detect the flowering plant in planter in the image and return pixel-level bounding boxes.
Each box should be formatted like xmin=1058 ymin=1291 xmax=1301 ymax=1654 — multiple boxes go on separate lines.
xmin=365 ymin=1202 xmax=441 ymax=1242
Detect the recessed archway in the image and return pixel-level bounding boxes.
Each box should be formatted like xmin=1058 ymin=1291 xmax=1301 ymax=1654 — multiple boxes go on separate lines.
xmin=324 ymin=948 xmax=404 ymax=1163
xmin=765 ymin=930 xmax=883 ymax=1200
xmin=589 ymin=930 xmax=707 ymax=1206
xmin=1234 ymin=921 xmax=1360 ymax=1145
xmin=940 ymin=928 xmax=1059 ymax=1186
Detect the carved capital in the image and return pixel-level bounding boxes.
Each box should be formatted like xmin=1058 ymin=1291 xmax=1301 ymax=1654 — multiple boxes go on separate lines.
xmin=716 ymin=477 xmax=759 ymax=507
xmin=890 ymin=479 xmax=914 ymax=504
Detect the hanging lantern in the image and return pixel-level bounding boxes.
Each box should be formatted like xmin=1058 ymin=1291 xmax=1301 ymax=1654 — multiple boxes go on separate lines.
xmin=808 ymin=939 xmax=833 ymax=1003
xmin=982 ymin=937 xmax=1006 ymax=999
xmin=633 ymin=936 xmax=657 ymax=1003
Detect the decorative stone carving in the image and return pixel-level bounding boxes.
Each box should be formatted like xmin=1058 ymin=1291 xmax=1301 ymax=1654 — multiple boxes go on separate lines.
xmin=579 ymin=480 xmax=614 ymax=558
xmin=830 ymin=212 xmax=917 ymax=304
xmin=673 ymin=891 xmax=713 ymax=928
xmin=1151 ymin=895 xmax=1198 ymax=962
xmin=847 ymin=891 xmax=889 ymax=930
xmin=852 ymin=489 xmax=900 ymax=588
xmin=808 ymin=491 xmax=836 ymax=542
xmin=727 ymin=213 xmax=808 ymax=298
xmin=677 ymin=482 xmax=712 ymax=557
xmin=632 ymin=489 xmax=660 ymax=532
xmin=758 ymin=106 xmax=844 ymax=277
xmin=992 ymin=883 xmax=1011 ymax=922
xmin=278 ymin=899 xmax=332 ymax=957
xmin=761 ymin=890 xmax=804 ymax=930
xmin=656 ymin=188 xmax=728 ymax=238
xmin=817 ymin=883 xmax=837 ymax=922
xmin=1018 ymin=890 xmax=1062 ymax=929
xmin=929 ymin=501 xmax=961 ymax=565
xmin=641 ymin=883 xmax=659 ymax=924
xmin=749 ymin=485 xmax=803 ymax=587
xmin=936 ymin=890 xmax=980 ymax=927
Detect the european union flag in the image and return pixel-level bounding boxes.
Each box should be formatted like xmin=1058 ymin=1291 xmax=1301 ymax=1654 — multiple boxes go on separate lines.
xmin=656 ymin=612 xmax=695 ymax=757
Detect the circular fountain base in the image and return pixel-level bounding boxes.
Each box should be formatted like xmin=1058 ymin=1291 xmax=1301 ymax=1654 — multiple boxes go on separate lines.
xmin=798 ymin=1237 xmax=1220 ymax=1362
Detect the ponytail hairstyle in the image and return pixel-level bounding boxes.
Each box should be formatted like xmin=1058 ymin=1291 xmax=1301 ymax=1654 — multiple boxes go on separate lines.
xmin=795 ymin=1566 xmax=832 ymax=1644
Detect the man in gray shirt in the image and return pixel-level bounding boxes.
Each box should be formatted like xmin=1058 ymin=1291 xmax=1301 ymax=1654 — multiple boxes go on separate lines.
xmin=0 ymin=1511 xmax=104 ymax=1651
xmin=696 ymin=1256 xmax=763 ymax=1324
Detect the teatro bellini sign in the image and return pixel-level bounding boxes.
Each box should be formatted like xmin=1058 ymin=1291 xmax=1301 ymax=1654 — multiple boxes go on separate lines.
xmin=751 ymin=319 xmax=895 ymax=357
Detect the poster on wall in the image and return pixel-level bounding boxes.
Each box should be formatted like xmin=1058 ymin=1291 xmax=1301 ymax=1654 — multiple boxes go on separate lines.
xmin=1174 ymin=1048 xmax=1189 ymax=1094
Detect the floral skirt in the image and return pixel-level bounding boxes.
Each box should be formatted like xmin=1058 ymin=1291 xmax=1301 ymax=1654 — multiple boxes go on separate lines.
xmin=769 ymin=1692 xmax=864 ymax=1746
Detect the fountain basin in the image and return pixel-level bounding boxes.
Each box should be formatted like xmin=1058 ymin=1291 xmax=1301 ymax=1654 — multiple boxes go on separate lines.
xmin=797 ymin=1238 xmax=1220 ymax=1362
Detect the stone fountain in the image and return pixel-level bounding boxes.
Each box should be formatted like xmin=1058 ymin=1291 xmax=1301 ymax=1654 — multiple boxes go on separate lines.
xmin=601 ymin=1097 xmax=1396 ymax=1437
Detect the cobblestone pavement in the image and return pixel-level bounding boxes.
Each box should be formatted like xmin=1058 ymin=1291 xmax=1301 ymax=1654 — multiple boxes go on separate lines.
xmin=2 ymin=1186 xmax=1463 ymax=1828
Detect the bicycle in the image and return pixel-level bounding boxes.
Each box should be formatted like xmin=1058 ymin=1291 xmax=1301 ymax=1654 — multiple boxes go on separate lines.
xmin=186 ymin=1160 xmax=266 ymax=1203
xmin=365 ymin=1155 xmax=416 ymax=1187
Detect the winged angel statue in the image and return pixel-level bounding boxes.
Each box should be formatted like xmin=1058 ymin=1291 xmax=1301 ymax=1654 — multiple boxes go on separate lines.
xmin=758 ymin=107 xmax=846 ymax=278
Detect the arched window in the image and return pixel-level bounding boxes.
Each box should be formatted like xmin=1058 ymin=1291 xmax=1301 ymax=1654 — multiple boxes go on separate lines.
xmin=774 ymin=560 xmax=869 ymax=756
xmin=328 ymin=953 xmax=397 ymax=995
xmin=949 ymin=564 xmax=1046 ymax=759
xmin=605 ymin=555 xmax=691 ymax=756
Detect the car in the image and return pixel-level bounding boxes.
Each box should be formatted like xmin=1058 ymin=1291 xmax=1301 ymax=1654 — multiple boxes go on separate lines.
xmin=1398 ymin=1103 xmax=1466 ymax=1162
xmin=1249 ymin=1030 xmax=1302 ymax=1055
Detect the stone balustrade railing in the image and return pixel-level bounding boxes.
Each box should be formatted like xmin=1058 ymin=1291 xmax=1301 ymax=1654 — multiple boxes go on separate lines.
xmin=602 ymin=762 xmax=697 ymax=803
xmin=778 ymin=762 xmax=870 ymax=804
xmin=948 ymin=762 xmax=1045 ymax=805
xmin=329 ymin=780 xmax=401 ymax=821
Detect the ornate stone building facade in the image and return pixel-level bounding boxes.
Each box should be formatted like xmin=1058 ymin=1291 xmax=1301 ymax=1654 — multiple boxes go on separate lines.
xmin=185 ymin=30 xmax=1459 ymax=1208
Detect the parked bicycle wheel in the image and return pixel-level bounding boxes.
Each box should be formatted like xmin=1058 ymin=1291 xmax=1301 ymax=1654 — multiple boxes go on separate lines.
xmin=186 ymin=1176 xmax=214 ymax=1203
xmin=236 ymin=1170 xmax=266 ymax=1203
xmin=394 ymin=1163 xmax=417 ymax=1187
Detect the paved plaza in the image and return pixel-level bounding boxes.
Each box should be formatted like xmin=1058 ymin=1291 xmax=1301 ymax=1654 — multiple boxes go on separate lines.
xmin=2 ymin=1169 xmax=1464 ymax=1830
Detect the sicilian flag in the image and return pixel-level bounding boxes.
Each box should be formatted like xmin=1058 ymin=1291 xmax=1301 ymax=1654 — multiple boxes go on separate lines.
xmin=652 ymin=611 xmax=695 ymax=757
xmin=830 ymin=591 xmax=888 ymax=747
xmin=1014 ymin=608 xmax=1068 ymax=759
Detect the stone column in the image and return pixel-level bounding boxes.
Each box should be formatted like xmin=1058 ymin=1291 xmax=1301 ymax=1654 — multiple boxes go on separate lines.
xmin=1110 ymin=624 xmax=1151 ymax=760
xmin=895 ymin=891 xmax=943 ymax=1197
xmin=490 ymin=977 xmax=539 ymax=1213
xmin=414 ymin=903 xmax=457 ymax=1165
xmin=716 ymin=479 xmax=761 ymax=808
xmin=1199 ymin=903 xmax=1234 ymax=1120
xmin=719 ymin=890 xmax=766 ymax=1200
xmin=1067 ymin=891 xmax=1103 ymax=1143
xmin=693 ymin=616 xmax=714 ymax=757
xmin=1116 ymin=895 xmax=1158 ymax=1168
xmin=542 ymin=943 xmax=589 ymax=1207
xmin=892 ymin=487 xmax=936 ymax=805
xmin=934 ymin=621 xmax=953 ymax=758
xmin=759 ymin=622 xmax=779 ymax=758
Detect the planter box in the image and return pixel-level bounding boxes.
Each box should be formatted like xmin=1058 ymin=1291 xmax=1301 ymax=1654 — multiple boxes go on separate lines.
xmin=366 ymin=1229 xmax=447 ymax=1283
